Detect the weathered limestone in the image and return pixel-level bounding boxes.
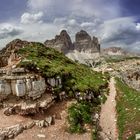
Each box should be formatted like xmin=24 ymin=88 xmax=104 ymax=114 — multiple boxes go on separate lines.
xmin=47 ymin=76 xmax=62 ymax=87
xmin=44 ymin=30 xmax=74 ymax=53
xmin=74 ymin=30 xmax=100 ymax=53
xmin=0 ymin=80 xmax=11 ymax=95
xmin=3 ymin=94 xmax=55 ymax=116
xmin=0 ymin=68 xmax=47 ymax=99
xmin=0 ymin=124 xmax=24 ymax=140
xmin=0 ymin=117 xmax=54 ymax=140
xmin=121 ymin=68 xmax=140 ymax=91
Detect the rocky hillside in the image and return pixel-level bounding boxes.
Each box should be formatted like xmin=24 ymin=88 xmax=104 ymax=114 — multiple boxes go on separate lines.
xmin=44 ymin=30 xmax=100 ymax=64
xmin=102 ymin=47 xmax=127 ymax=56
xmin=0 ymin=39 xmax=31 ymax=67
xmin=0 ymin=40 xmax=109 ymax=105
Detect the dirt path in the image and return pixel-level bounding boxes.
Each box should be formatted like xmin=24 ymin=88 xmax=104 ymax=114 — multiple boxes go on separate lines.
xmin=99 ymin=77 xmax=118 ymax=140
xmin=15 ymin=101 xmax=91 ymax=140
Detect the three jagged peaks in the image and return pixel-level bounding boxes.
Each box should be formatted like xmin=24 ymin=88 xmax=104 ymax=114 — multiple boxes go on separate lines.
xmin=44 ymin=30 xmax=100 ymax=54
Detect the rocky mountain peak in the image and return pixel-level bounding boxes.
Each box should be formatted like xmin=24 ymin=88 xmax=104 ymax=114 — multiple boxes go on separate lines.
xmin=44 ymin=30 xmax=73 ymax=53
xmin=75 ymin=30 xmax=91 ymax=42
xmin=44 ymin=30 xmax=100 ymax=55
xmin=74 ymin=30 xmax=100 ymax=53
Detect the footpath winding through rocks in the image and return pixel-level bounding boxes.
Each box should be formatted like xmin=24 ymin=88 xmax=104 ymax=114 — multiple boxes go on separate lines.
xmin=99 ymin=77 xmax=118 ymax=140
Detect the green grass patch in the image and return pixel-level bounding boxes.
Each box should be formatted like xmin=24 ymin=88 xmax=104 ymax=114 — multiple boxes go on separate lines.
xmin=115 ymin=78 xmax=140 ymax=140
xmin=18 ymin=43 xmax=109 ymax=94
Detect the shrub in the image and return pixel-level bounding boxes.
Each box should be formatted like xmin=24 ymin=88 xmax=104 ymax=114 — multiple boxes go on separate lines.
xmin=68 ymin=102 xmax=93 ymax=133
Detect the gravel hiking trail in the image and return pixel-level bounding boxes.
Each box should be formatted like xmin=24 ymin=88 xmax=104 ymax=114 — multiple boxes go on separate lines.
xmin=99 ymin=77 xmax=118 ymax=140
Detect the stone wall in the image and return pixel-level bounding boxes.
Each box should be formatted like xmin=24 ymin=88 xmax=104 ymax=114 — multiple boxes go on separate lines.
xmin=0 ymin=68 xmax=47 ymax=100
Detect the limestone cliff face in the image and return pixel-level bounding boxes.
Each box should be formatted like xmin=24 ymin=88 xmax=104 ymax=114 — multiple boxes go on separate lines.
xmin=44 ymin=30 xmax=100 ymax=54
xmin=0 ymin=39 xmax=31 ymax=68
xmin=0 ymin=68 xmax=46 ymax=100
xmin=44 ymin=30 xmax=101 ymax=64
xmin=74 ymin=30 xmax=100 ymax=53
xmin=0 ymin=68 xmax=62 ymax=99
xmin=44 ymin=30 xmax=74 ymax=53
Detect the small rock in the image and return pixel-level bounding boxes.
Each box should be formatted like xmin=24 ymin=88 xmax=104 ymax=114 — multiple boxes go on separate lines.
xmin=25 ymin=121 xmax=35 ymax=129
xmin=8 ymin=134 xmax=14 ymax=139
xmin=14 ymin=124 xmax=24 ymax=136
xmin=37 ymin=134 xmax=46 ymax=138
xmin=45 ymin=116 xmax=53 ymax=126
xmin=3 ymin=107 xmax=13 ymax=116
xmin=94 ymin=113 xmax=99 ymax=119
xmin=36 ymin=120 xmax=46 ymax=128
xmin=0 ymin=134 xmax=5 ymax=140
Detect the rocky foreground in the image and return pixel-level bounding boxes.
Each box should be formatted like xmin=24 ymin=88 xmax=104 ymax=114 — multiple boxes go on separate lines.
xmin=0 ymin=30 xmax=139 ymax=140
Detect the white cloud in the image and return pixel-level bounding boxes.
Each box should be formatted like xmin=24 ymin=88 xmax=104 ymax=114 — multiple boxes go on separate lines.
xmin=0 ymin=0 xmax=140 ymax=52
xmin=136 ymin=23 xmax=140 ymax=30
xmin=27 ymin=0 xmax=52 ymax=10
xmin=68 ymin=19 xmax=77 ymax=26
xmin=96 ymin=17 xmax=140 ymax=51
xmin=80 ymin=22 xmax=94 ymax=28
xmin=21 ymin=12 xmax=43 ymax=24
xmin=27 ymin=0 xmax=121 ymax=20
xmin=0 ymin=23 xmax=23 ymax=39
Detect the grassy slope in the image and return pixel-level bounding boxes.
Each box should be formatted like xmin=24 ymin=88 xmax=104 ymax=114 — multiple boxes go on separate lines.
xmin=18 ymin=43 xmax=109 ymax=93
xmin=115 ymin=78 xmax=140 ymax=140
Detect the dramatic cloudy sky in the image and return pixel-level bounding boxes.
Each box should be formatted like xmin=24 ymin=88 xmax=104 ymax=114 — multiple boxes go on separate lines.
xmin=0 ymin=0 xmax=140 ymax=52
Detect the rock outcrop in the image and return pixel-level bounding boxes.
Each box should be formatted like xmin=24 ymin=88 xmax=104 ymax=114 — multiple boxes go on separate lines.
xmin=0 ymin=116 xmax=54 ymax=140
xmin=44 ymin=30 xmax=100 ymax=54
xmin=74 ymin=30 xmax=100 ymax=53
xmin=0 ymin=39 xmax=31 ymax=68
xmin=44 ymin=30 xmax=101 ymax=64
xmin=121 ymin=68 xmax=140 ymax=91
xmin=102 ymin=47 xmax=126 ymax=56
xmin=0 ymin=68 xmax=46 ymax=100
xmin=44 ymin=30 xmax=74 ymax=53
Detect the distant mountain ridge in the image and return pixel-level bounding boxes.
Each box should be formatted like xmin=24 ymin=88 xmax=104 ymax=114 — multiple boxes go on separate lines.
xmin=44 ymin=30 xmax=100 ymax=64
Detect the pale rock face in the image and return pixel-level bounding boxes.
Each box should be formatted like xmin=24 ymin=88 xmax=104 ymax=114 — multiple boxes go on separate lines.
xmin=66 ymin=50 xmax=100 ymax=64
xmin=0 ymin=68 xmax=47 ymax=99
xmin=121 ymin=68 xmax=140 ymax=91
xmin=26 ymin=78 xmax=32 ymax=93
xmin=47 ymin=77 xmax=62 ymax=87
xmin=0 ymin=80 xmax=11 ymax=95
xmin=16 ymin=80 xmax=26 ymax=97
xmin=102 ymin=47 xmax=126 ymax=56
